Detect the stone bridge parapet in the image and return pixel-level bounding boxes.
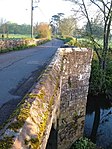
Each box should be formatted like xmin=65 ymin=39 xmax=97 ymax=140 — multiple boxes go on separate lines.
xmin=0 ymin=47 xmax=93 ymax=149
xmin=58 ymin=48 xmax=93 ymax=149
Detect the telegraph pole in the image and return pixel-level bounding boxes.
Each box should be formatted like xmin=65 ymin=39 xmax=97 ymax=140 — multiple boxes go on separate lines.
xmin=31 ymin=0 xmax=39 ymax=38
xmin=31 ymin=0 xmax=33 ymax=38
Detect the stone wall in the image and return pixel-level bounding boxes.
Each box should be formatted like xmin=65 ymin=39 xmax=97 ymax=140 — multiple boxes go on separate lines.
xmin=0 ymin=49 xmax=62 ymax=149
xmin=0 ymin=38 xmax=47 ymax=52
xmin=58 ymin=48 xmax=93 ymax=149
xmin=0 ymin=47 xmax=93 ymax=149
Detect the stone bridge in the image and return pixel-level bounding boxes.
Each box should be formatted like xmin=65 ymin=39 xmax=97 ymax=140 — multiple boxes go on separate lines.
xmin=0 ymin=47 xmax=93 ymax=149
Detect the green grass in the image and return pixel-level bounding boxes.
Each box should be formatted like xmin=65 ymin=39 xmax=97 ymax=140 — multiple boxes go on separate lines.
xmin=77 ymin=38 xmax=112 ymax=48
xmin=0 ymin=34 xmax=31 ymax=40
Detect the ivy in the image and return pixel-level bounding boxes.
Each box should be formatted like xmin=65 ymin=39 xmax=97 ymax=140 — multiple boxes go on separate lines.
xmin=70 ymin=137 xmax=102 ymax=149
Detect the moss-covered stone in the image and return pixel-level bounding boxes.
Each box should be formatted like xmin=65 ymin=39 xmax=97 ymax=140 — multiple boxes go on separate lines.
xmin=0 ymin=137 xmax=14 ymax=149
xmin=24 ymin=137 xmax=40 ymax=149
xmin=7 ymin=96 xmax=32 ymax=132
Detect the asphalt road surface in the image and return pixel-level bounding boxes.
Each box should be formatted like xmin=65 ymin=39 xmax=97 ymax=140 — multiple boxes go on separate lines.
xmin=0 ymin=38 xmax=64 ymax=125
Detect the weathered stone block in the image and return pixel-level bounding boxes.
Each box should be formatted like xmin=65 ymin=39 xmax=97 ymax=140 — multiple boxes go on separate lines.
xmin=58 ymin=48 xmax=93 ymax=149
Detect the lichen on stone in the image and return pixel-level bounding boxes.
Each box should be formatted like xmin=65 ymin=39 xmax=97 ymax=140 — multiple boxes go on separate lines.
xmin=24 ymin=137 xmax=40 ymax=149
xmin=0 ymin=137 xmax=13 ymax=149
xmin=7 ymin=98 xmax=32 ymax=132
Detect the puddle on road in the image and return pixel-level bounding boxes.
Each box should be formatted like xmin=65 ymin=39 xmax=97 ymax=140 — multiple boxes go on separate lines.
xmin=84 ymin=95 xmax=112 ymax=149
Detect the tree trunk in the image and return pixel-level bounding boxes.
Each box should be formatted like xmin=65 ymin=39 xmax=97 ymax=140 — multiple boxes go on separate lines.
xmin=90 ymin=106 xmax=100 ymax=143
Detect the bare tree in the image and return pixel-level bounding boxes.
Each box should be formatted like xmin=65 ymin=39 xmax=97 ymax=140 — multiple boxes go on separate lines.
xmin=65 ymin=0 xmax=112 ymax=93
xmin=0 ymin=18 xmax=9 ymax=37
xmin=59 ymin=16 xmax=77 ymax=36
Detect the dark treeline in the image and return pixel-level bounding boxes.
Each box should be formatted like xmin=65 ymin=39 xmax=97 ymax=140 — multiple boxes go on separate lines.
xmin=0 ymin=22 xmax=31 ymax=35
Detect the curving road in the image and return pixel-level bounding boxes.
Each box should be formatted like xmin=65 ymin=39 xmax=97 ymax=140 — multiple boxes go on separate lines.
xmin=0 ymin=38 xmax=64 ymax=125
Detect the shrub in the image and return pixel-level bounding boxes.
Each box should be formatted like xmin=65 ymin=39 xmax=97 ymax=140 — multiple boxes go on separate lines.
xmin=61 ymin=36 xmax=77 ymax=46
xmin=36 ymin=23 xmax=52 ymax=40
xmin=70 ymin=137 xmax=102 ymax=149
xmin=88 ymin=51 xmax=112 ymax=97
xmin=67 ymin=38 xmax=77 ymax=46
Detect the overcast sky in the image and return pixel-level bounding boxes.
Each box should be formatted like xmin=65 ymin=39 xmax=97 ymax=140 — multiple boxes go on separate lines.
xmin=0 ymin=0 xmax=73 ymax=24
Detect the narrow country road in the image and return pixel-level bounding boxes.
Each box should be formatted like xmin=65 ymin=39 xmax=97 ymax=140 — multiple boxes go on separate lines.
xmin=0 ymin=38 xmax=64 ymax=125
